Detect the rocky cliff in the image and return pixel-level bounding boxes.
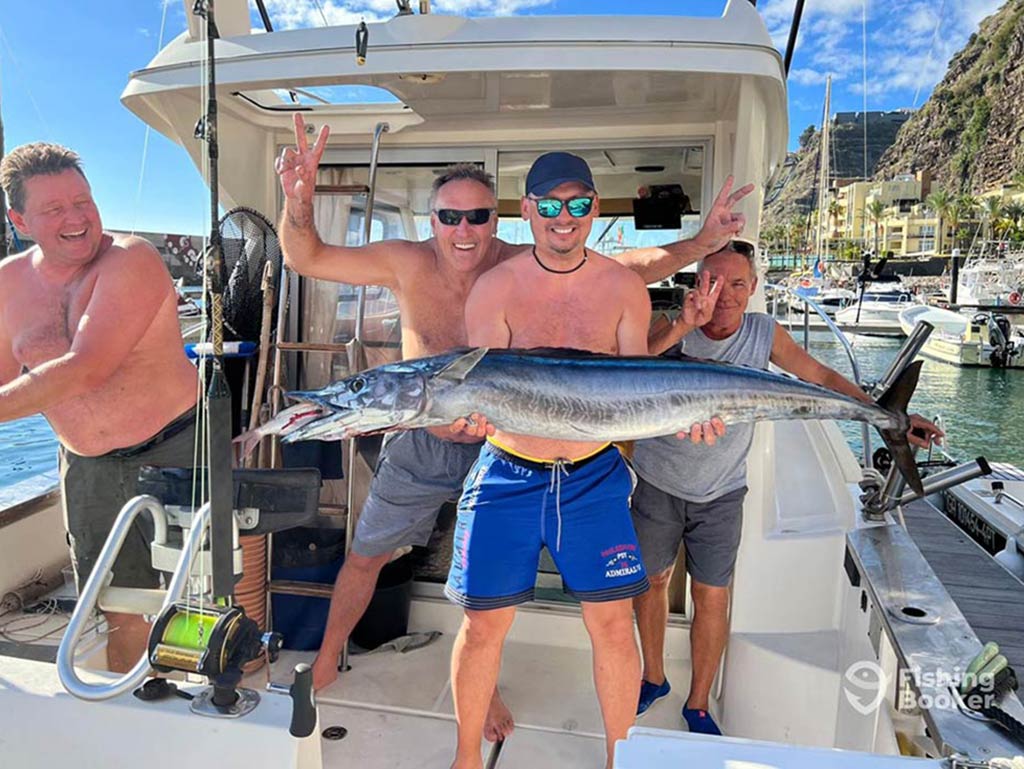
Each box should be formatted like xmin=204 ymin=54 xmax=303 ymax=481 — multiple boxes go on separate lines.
xmin=873 ymin=0 xmax=1024 ymax=191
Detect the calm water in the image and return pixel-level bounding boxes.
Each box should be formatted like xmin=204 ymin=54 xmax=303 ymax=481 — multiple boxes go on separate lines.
xmin=1 ymin=333 xmax=1022 ymax=503
xmin=0 ymin=414 xmax=60 ymax=508
xmin=799 ymin=330 xmax=1024 ymax=468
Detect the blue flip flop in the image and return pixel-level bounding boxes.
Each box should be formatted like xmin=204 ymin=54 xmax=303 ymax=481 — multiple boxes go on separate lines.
xmin=636 ymin=678 xmax=671 ymax=715
xmin=683 ymin=703 xmax=722 ymax=735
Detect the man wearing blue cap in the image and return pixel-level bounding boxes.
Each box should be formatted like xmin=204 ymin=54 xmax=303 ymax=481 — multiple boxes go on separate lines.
xmin=445 ymin=152 xmax=666 ymax=769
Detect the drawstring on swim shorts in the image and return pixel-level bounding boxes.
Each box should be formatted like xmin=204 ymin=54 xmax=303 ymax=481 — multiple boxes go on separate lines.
xmin=549 ymin=458 xmax=571 ymax=552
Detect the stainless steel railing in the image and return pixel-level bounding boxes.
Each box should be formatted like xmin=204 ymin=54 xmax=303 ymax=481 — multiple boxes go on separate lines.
xmin=57 ymin=497 xmax=214 ymax=701
xmin=766 ymin=283 xmax=872 ymax=468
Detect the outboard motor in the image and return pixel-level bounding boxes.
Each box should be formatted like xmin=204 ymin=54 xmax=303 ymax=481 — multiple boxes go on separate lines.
xmin=985 ymin=313 xmax=1015 ymax=368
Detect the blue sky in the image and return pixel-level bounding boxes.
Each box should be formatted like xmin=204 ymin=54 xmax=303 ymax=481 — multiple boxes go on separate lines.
xmin=0 ymin=0 xmax=1004 ymax=235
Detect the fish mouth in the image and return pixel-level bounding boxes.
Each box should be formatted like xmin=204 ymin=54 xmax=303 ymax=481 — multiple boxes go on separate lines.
xmin=281 ymin=408 xmax=361 ymax=443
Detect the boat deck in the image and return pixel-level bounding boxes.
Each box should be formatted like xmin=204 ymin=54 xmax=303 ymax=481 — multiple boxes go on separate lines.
xmin=262 ymin=596 xmax=698 ymax=768
xmin=902 ymin=498 xmax=1024 ymax=672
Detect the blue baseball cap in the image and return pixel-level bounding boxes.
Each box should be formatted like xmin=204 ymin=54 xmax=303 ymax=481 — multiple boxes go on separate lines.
xmin=525 ymin=152 xmax=597 ymax=197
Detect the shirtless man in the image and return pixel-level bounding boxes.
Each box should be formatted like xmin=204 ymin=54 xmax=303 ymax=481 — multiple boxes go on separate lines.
xmin=276 ymin=115 xmax=739 ymax=730
xmin=0 ymin=143 xmax=197 ymax=672
xmin=444 ymin=152 xmax=658 ymax=769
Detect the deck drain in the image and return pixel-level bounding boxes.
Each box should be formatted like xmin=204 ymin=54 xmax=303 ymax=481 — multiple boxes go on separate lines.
xmin=888 ymin=604 xmax=939 ymax=625
xmin=322 ymin=726 xmax=348 ymax=741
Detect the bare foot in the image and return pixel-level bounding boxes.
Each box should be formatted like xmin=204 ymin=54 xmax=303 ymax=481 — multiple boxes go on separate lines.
xmin=311 ymin=651 xmax=340 ymax=691
xmin=483 ymin=689 xmax=515 ymax=742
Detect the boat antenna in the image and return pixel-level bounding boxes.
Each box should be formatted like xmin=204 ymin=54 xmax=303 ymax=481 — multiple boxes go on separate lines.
xmin=193 ymin=0 xmax=235 ymax=600
xmin=783 ymin=0 xmax=806 ymax=76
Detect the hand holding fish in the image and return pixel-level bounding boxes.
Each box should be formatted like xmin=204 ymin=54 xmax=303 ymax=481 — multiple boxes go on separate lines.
xmin=908 ymin=413 xmax=943 ymax=449
xmin=677 ymin=417 xmax=727 ymax=446
xmin=446 ymin=413 xmax=496 ymax=441
xmin=691 ymin=176 xmax=755 ymax=254
xmin=276 ymin=113 xmax=329 ymax=205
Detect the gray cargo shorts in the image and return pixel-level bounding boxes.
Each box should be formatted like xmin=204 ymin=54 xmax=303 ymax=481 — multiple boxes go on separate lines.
xmin=630 ymin=476 xmax=746 ymax=588
xmin=60 ymin=408 xmax=197 ymax=591
xmin=351 ymin=429 xmax=483 ymax=558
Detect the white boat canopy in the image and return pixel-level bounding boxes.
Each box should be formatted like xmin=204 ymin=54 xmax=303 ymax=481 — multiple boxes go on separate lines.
xmin=121 ymin=0 xmax=787 ymax=220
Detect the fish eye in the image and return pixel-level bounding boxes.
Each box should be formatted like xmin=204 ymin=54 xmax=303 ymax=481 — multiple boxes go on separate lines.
xmin=349 ymin=376 xmax=366 ymax=393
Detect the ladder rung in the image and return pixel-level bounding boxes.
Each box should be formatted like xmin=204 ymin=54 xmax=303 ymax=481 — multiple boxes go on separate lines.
xmin=318 ymin=504 xmax=348 ymax=515
xmin=277 ymin=342 xmax=350 ymax=353
xmin=269 ymin=579 xmax=335 ymax=598
xmin=314 ymin=184 xmax=371 ymax=194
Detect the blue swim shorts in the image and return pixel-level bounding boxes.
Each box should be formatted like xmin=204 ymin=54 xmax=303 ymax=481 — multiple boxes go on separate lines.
xmin=445 ymin=440 xmax=649 ymax=610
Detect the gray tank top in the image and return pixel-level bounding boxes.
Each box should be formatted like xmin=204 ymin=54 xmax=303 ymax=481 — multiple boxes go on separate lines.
xmin=632 ymin=313 xmax=776 ymax=503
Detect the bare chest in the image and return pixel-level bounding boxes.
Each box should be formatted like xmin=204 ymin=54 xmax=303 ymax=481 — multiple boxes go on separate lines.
xmin=7 ymin=274 xmax=95 ymax=368
xmin=504 ymin=282 xmax=622 ymax=352
xmin=396 ymin=277 xmax=476 ymax=356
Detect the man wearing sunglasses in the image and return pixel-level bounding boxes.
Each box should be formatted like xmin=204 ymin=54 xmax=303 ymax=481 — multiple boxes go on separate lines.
xmin=445 ymin=151 xmax=675 ymax=769
xmin=276 ymin=115 xmax=743 ymax=735
xmin=631 ymin=243 xmax=943 ymax=736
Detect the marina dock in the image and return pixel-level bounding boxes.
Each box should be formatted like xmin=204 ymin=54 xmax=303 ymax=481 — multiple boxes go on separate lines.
xmin=777 ymin=316 xmax=905 ymax=337
xmin=903 ymin=498 xmax=1024 ymax=673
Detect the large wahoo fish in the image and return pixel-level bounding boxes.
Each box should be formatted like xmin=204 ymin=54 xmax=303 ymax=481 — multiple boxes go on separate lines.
xmin=272 ymin=347 xmax=924 ymax=494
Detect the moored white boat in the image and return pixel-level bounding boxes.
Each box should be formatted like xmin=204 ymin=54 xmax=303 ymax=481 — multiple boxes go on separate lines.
xmin=898 ymin=305 xmax=1024 ymax=368
xmin=835 ymin=289 xmax=915 ymax=336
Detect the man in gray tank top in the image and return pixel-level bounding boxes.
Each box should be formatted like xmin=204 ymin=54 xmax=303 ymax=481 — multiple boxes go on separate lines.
xmin=630 ymin=243 xmax=943 ymax=735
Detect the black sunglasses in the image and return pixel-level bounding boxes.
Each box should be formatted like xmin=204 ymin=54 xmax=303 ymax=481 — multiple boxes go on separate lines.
xmin=434 ymin=208 xmax=494 ymax=226
xmin=713 ymin=240 xmax=755 ymax=258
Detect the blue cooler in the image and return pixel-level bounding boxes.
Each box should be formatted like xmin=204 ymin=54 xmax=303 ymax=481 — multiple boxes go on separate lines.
xmin=271 ymin=528 xmax=346 ymax=651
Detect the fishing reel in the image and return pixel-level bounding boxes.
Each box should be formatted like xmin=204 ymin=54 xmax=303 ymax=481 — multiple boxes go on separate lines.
xmin=149 ymin=602 xmax=281 ymax=679
xmin=145 ymin=602 xmax=282 ymax=717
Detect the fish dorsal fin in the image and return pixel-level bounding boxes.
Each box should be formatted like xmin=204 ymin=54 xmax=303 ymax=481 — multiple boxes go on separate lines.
xmin=435 ymin=347 xmax=488 ymax=382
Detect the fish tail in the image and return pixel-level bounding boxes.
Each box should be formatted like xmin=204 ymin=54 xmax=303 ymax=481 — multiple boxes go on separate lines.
xmin=875 ymin=360 xmax=924 ymax=496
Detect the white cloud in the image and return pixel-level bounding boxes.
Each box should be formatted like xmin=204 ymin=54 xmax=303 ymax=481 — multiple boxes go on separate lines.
xmin=763 ymin=0 xmax=1011 ymax=106
xmin=258 ymin=0 xmax=553 ymax=29
xmin=789 ymin=67 xmax=828 ymax=86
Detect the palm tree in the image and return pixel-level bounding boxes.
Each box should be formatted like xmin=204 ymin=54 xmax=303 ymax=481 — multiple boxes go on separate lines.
xmin=1003 ymin=201 xmax=1024 ymax=244
xmin=982 ymin=196 xmax=1004 ymax=244
xmin=926 ymin=189 xmax=953 ymax=255
xmin=866 ymin=200 xmax=886 ymax=258
xmin=951 ymin=194 xmax=978 ymax=251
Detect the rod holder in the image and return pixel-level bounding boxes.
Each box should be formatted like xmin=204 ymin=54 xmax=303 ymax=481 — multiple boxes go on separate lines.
xmin=870 ymin=320 xmax=933 ymax=398
xmin=888 ymin=458 xmax=991 ymax=514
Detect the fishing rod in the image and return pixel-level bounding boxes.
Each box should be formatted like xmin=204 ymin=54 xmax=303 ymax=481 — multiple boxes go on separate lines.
xmin=195 ymin=0 xmax=234 ymax=599
xmin=783 ymin=0 xmax=807 ymax=77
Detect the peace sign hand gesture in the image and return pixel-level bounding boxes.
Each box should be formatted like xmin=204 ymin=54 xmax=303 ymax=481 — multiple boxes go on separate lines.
xmin=681 ymin=270 xmax=722 ymax=328
xmin=275 ymin=113 xmax=329 ymax=205
xmin=693 ymin=175 xmax=755 ymax=254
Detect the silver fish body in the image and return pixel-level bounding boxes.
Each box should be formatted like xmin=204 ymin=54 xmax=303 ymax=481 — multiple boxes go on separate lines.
xmin=282 ymin=347 xmax=906 ymax=443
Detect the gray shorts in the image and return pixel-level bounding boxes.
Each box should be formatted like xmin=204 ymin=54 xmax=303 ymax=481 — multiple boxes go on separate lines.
xmin=351 ymin=430 xmax=483 ymax=557
xmin=60 ymin=409 xmax=197 ymax=591
xmin=630 ymin=476 xmax=746 ymax=588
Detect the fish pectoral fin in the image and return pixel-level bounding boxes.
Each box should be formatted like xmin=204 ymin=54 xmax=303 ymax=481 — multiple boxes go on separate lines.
xmin=435 ymin=347 xmax=488 ymax=382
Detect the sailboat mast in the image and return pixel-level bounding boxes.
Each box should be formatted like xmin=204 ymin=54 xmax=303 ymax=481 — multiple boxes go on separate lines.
xmin=815 ymin=76 xmax=832 ymax=267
